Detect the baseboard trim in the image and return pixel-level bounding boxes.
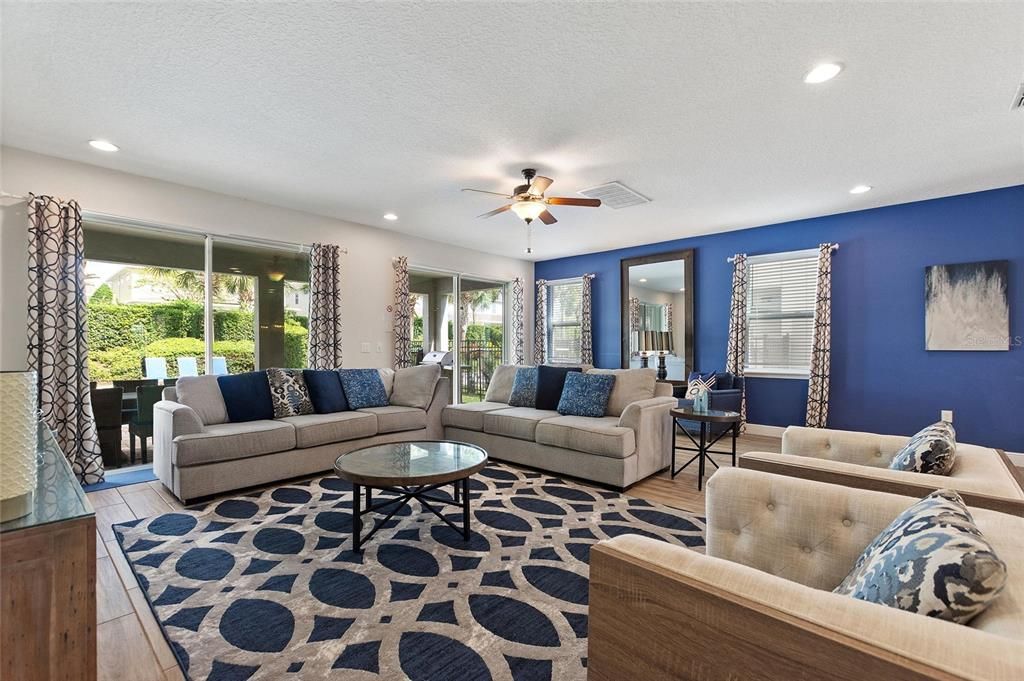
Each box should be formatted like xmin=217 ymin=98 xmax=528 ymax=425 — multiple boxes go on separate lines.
xmin=744 ymin=423 xmax=786 ymax=438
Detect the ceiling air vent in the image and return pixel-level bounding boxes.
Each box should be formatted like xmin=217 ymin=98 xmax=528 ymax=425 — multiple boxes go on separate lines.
xmin=578 ymin=181 xmax=650 ymax=209
xmin=1012 ymin=81 xmax=1024 ymax=111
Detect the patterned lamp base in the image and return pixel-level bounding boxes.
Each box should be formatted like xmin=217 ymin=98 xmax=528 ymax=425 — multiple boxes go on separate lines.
xmin=0 ymin=370 xmax=38 ymax=522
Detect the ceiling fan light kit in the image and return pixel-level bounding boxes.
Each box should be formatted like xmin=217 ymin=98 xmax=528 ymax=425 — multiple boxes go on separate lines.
xmin=462 ymin=168 xmax=603 ymax=253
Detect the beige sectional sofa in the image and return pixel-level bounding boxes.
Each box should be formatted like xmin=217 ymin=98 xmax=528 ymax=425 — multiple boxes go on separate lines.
xmin=588 ymin=468 xmax=1024 ymax=681
xmin=442 ymin=365 xmax=677 ymax=489
xmin=153 ymin=371 xmax=451 ymax=503
xmin=740 ymin=425 xmax=1024 ymax=515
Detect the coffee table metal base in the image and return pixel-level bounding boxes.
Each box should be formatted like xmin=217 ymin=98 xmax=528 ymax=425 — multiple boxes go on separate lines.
xmin=351 ymin=477 xmax=470 ymax=552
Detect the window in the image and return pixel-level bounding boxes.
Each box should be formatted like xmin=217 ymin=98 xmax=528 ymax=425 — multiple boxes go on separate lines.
xmin=744 ymin=249 xmax=819 ymax=377
xmin=546 ymin=278 xmax=583 ymax=364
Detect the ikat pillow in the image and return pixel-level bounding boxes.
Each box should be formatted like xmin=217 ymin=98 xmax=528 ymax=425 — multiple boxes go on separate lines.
xmin=833 ymin=489 xmax=1006 ymax=625
xmin=508 ymin=367 xmax=539 ymax=408
xmin=338 ymin=369 xmax=390 ymax=410
xmin=266 ymin=368 xmax=315 ymax=418
xmin=889 ymin=421 xmax=957 ymax=475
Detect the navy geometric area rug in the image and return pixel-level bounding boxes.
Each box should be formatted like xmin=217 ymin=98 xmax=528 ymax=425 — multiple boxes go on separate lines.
xmin=114 ymin=462 xmax=705 ymax=681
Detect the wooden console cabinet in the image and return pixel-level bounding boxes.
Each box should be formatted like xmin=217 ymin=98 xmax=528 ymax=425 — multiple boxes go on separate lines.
xmin=1 ymin=423 xmax=97 ymax=681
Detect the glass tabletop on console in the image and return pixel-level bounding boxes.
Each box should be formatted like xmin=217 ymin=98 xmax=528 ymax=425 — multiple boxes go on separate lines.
xmin=334 ymin=440 xmax=488 ymax=485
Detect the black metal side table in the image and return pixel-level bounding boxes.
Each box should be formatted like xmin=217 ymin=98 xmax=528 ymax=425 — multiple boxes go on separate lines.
xmin=670 ymin=406 xmax=741 ymax=490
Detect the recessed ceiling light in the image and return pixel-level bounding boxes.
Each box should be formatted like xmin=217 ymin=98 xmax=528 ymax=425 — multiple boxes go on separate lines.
xmin=638 ymin=278 xmax=647 ymax=283
xmin=804 ymin=63 xmax=843 ymax=84
xmin=383 ymin=213 xmax=398 ymax=221
xmin=88 ymin=139 xmax=119 ymax=152
xmin=849 ymin=184 xmax=873 ymax=194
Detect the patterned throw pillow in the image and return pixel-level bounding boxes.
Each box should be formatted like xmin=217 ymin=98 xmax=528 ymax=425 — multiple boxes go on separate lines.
xmin=833 ymin=489 xmax=1007 ymax=624
xmin=508 ymin=367 xmax=539 ymax=408
xmin=338 ymin=369 xmax=389 ymax=410
xmin=889 ymin=421 xmax=957 ymax=475
xmin=685 ymin=371 xmax=716 ymax=399
xmin=266 ymin=368 xmax=315 ymax=418
xmin=557 ymin=372 xmax=617 ymax=418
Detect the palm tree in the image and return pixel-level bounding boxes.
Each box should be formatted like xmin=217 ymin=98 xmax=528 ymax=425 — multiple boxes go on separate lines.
xmin=215 ymin=273 xmax=255 ymax=311
xmin=139 ymin=267 xmax=205 ymax=302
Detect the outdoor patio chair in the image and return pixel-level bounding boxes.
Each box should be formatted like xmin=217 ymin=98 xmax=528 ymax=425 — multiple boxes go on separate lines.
xmin=176 ymin=356 xmax=200 ymax=377
xmin=143 ymin=356 xmax=169 ymax=379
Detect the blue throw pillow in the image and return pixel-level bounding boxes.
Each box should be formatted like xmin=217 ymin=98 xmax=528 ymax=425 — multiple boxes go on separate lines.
xmin=507 ymin=367 xmax=538 ymax=408
xmin=536 ymin=365 xmax=583 ymax=411
xmin=217 ymin=371 xmax=274 ymax=422
xmin=338 ymin=369 xmax=389 ymax=410
xmin=303 ymin=369 xmax=349 ymax=414
xmin=557 ymin=372 xmax=616 ymax=417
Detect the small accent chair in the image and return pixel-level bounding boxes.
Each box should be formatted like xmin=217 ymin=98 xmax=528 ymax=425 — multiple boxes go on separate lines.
xmin=208 ymin=356 xmax=229 ymax=375
xmin=675 ymin=371 xmax=745 ymax=438
xmin=90 ymin=386 xmax=124 ymax=467
xmin=128 ymin=384 xmax=163 ymax=464
xmin=588 ymin=468 xmax=1024 ymax=681
xmin=741 ymin=425 xmax=1024 ymax=515
xmin=176 ymin=356 xmax=200 ymax=377
xmin=143 ymin=357 xmax=169 ymax=380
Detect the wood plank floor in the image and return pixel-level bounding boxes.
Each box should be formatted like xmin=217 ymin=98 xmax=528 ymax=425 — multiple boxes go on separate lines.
xmin=87 ymin=432 xmax=781 ymax=679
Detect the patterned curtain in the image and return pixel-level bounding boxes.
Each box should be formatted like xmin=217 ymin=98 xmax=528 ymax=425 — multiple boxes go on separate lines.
xmin=805 ymin=244 xmax=835 ymax=429
xmin=392 ymin=256 xmax=412 ymax=369
xmin=27 ymin=195 xmax=104 ymax=484
xmin=308 ymin=243 xmax=344 ymax=369
xmin=511 ymin=278 xmax=525 ymax=365
xmin=534 ymin=279 xmax=547 ymax=364
xmin=580 ymin=273 xmax=596 ymax=365
xmin=725 ymin=254 xmax=748 ymax=429
xmin=665 ymin=302 xmax=673 ymax=331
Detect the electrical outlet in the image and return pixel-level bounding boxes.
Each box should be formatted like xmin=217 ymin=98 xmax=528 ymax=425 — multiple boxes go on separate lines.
xmin=376 ymin=342 xmax=384 ymax=354
xmin=360 ymin=342 xmax=371 ymax=354
xmin=941 ymin=410 xmax=953 ymax=423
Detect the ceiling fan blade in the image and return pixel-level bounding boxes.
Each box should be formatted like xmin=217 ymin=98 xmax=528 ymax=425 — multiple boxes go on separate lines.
xmin=538 ymin=209 xmax=557 ymax=225
xmin=546 ymin=197 xmax=601 ymax=207
xmin=528 ymin=176 xmax=553 ymax=196
xmin=462 ymin=188 xmax=512 ymax=198
xmin=477 ymin=204 xmax=512 ymax=218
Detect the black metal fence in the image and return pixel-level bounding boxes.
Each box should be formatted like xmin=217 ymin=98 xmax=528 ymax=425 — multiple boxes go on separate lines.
xmin=409 ymin=341 xmax=503 ymax=403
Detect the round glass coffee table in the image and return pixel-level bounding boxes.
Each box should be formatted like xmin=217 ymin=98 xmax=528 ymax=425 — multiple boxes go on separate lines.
xmin=334 ymin=440 xmax=488 ymax=552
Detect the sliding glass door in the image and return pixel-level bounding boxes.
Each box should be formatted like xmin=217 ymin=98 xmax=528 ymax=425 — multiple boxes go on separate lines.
xmin=457 ymin=277 xmax=506 ymax=403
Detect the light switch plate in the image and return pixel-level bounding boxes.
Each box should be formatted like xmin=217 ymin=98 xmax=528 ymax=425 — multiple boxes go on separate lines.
xmin=941 ymin=410 xmax=953 ymax=423
xmin=376 ymin=342 xmax=384 ymax=354
xmin=361 ymin=342 xmax=371 ymax=353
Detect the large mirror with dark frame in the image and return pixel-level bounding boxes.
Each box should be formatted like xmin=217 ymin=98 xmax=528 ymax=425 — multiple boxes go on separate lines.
xmin=620 ymin=249 xmax=694 ymax=383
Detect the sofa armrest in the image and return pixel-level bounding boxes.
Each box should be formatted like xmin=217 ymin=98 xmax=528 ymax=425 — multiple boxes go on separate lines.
xmin=588 ymin=534 xmax=1023 ymax=681
xmin=424 ymin=377 xmax=452 ymax=439
xmin=152 ymin=400 xmax=204 ymax=492
xmin=782 ymin=425 xmax=909 ymax=467
xmin=618 ymin=396 xmax=676 ymax=480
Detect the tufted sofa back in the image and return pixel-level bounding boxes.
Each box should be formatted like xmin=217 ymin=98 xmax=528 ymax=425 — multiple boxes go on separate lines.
xmin=782 ymin=425 xmax=908 ymax=468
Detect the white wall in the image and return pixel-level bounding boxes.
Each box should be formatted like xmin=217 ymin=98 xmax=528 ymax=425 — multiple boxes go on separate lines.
xmin=0 ymin=146 xmax=533 ymax=370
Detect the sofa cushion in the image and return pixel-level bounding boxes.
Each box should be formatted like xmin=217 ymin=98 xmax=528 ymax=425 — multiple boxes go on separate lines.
xmin=378 ymin=368 xmax=396 ymax=398
xmin=834 ymin=489 xmax=1006 ymax=625
xmin=390 ymin=364 xmax=441 ymax=409
xmin=174 ymin=375 xmax=228 ymax=426
xmin=442 ymin=402 xmax=509 ymax=432
xmin=303 ymin=369 xmax=349 ymax=413
xmin=266 ymin=368 xmax=315 ymax=418
xmin=173 ymin=420 xmax=296 ymax=467
xmin=217 ymin=371 xmax=274 ymax=422
xmin=558 ymin=371 xmax=616 ymax=418
xmin=484 ymin=364 xmax=520 ymax=404
xmin=358 ymin=405 xmax=426 ymax=433
xmin=889 ymin=421 xmax=957 ymax=475
xmin=484 ymin=407 xmax=559 ymax=441
xmin=508 ymin=367 xmax=538 ymax=408
xmin=536 ymin=365 xmax=583 ymax=411
xmin=535 ymin=415 xmax=637 ymax=459
xmin=339 ymin=369 xmax=389 ymax=409
xmin=587 ymin=368 xmax=657 ymax=416
xmin=279 ymin=412 xmax=377 ymax=448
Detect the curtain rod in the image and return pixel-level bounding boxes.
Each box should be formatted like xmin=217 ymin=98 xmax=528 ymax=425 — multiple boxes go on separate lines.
xmin=1 ymin=190 xmax=29 ymax=201
xmin=728 ymin=243 xmax=838 ymax=263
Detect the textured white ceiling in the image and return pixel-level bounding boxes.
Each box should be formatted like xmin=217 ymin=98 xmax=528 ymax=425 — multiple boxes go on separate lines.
xmin=3 ymin=2 xmax=1023 ymax=261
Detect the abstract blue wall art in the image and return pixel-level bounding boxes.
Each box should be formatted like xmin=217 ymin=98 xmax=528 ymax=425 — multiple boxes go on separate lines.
xmin=925 ymin=260 xmax=1009 ymax=351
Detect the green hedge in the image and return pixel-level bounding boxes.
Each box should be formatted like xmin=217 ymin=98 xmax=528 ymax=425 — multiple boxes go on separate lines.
xmin=284 ymin=323 xmax=308 ymax=368
xmin=213 ymin=310 xmax=255 ymax=342
xmin=87 ymin=302 xmax=204 ymax=351
xmin=89 ymin=348 xmax=143 ymax=381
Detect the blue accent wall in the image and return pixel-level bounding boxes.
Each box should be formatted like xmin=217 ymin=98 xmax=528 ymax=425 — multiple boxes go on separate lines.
xmin=535 ymin=185 xmax=1024 ymax=450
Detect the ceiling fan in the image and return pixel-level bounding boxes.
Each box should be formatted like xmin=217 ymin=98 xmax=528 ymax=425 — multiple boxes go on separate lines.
xmin=461 ymin=168 xmax=601 ymax=226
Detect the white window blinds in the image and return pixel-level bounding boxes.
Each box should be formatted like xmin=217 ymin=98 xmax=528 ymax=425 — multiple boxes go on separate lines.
xmin=547 ymin=279 xmax=583 ymax=364
xmin=744 ymin=250 xmax=819 ymax=374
